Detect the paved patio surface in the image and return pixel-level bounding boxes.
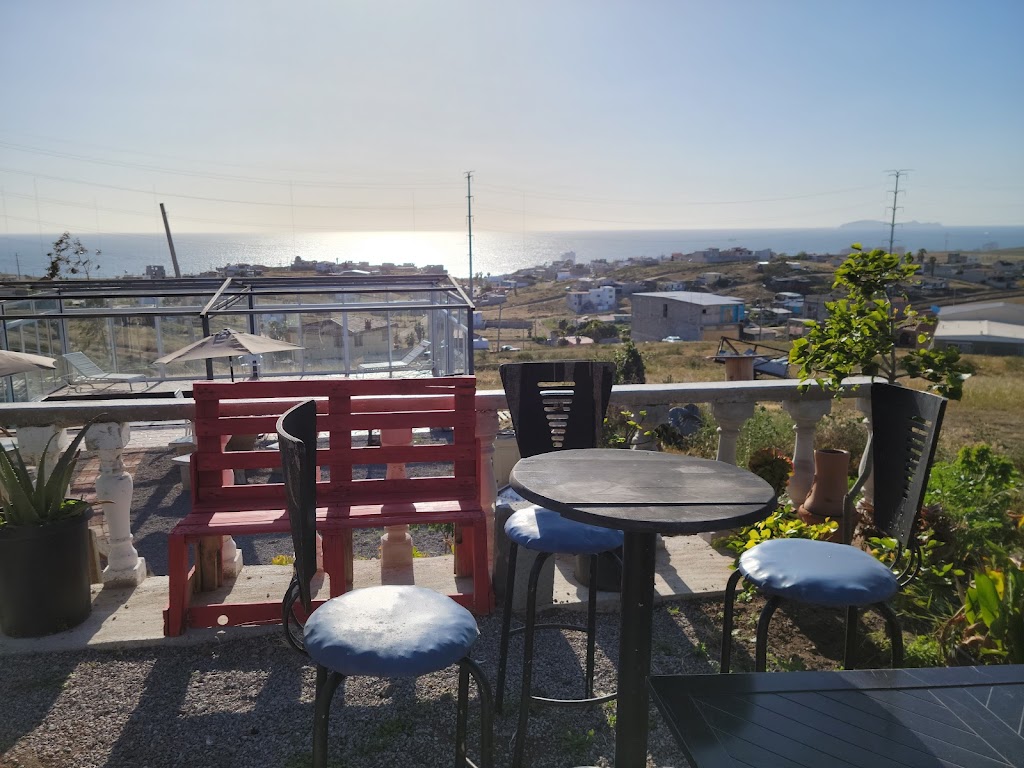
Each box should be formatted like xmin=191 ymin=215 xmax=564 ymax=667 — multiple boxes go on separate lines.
xmin=0 ymin=534 xmax=735 ymax=654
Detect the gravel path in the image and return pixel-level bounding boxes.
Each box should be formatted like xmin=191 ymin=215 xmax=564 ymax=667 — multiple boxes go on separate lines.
xmin=3 ymin=446 xmax=723 ymax=766
xmin=0 ymin=603 xmax=728 ymax=767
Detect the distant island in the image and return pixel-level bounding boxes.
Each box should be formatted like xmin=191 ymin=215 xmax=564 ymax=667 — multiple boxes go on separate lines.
xmin=839 ymin=220 xmax=943 ymax=229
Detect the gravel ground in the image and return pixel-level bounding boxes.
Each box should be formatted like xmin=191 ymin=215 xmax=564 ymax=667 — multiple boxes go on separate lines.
xmin=1 ymin=446 xmax=727 ymax=766
xmin=0 ymin=602 xmax=727 ymax=768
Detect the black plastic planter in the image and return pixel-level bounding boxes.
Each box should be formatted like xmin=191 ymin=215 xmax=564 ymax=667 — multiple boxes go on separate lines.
xmin=0 ymin=510 xmax=93 ymax=638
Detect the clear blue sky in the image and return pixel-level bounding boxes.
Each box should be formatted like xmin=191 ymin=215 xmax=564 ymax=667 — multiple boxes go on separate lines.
xmin=1 ymin=0 xmax=1021 ymax=234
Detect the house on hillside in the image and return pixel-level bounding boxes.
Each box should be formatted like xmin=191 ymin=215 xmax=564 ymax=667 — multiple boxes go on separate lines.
xmin=291 ymin=316 xmax=391 ymax=365
xmin=631 ymin=291 xmax=745 ymax=342
xmin=567 ymin=285 xmax=616 ymax=313
xmin=932 ymin=301 xmax=1024 ymax=356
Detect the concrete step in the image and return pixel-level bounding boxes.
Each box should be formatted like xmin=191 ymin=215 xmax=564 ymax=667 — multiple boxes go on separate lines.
xmin=0 ymin=534 xmax=736 ymax=654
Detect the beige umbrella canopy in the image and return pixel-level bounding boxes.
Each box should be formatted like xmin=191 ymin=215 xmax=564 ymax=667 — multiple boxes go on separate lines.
xmin=0 ymin=350 xmax=57 ymax=377
xmin=154 ymin=328 xmax=303 ymax=380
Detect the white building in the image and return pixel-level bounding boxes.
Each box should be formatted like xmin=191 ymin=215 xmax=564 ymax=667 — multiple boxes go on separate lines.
xmin=567 ymin=285 xmax=616 ymax=313
xmin=933 ymin=301 xmax=1024 ymax=356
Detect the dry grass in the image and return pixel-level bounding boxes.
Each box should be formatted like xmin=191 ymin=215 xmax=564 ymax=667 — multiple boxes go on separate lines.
xmin=475 ymin=342 xmax=1024 ymax=469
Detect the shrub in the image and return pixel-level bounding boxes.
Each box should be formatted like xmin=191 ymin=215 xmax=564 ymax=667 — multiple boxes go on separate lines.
xmin=735 ymin=406 xmax=792 ymax=467
xmin=614 ymin=340 xmax=646 ymax=384
xmin=747 ymin=448 xmax=793 ymax=497
xmin=925 ymin=444 xmax=1024 ymax=566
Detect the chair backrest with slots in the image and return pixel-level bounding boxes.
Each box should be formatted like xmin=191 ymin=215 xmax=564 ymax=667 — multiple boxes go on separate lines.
xmin=500 ymin=361 xmax=615 ymax=458
xmin=870 ymin=382 xmax=947 ymax=548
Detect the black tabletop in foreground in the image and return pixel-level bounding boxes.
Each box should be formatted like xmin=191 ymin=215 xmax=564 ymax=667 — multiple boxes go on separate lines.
xmin=649 ymin=665 xmax=1024 ymax=768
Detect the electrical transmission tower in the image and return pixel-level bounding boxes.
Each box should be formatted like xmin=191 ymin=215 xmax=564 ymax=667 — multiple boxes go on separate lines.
xmin=884 ymin=169 xmax=911 ymax=253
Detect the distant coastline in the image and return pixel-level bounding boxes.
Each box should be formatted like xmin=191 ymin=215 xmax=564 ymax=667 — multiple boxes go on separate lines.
xmin=1 ymin=225 xmax=1022 ymax=280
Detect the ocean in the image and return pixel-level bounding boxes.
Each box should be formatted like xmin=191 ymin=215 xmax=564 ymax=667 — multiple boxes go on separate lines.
xmin=1 ymin=225 xmax=1023 ymax=280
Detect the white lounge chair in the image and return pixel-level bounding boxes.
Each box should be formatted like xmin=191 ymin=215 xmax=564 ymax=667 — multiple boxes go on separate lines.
xmin=63 ymin=352 xmax=147 ymax=391
xmin=358 ymin=340 xmax=431 ymax=371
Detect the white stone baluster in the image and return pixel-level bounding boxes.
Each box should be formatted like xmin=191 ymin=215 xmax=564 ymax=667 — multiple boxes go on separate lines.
xmin=86 ymin=422 xmax=147 ymax=586
xmin=476 ymin=406 xmax=500 ymax=578
xmin=16 ymin=425 xmax=72 ymax=473
xmin=221 ymin=534 xmax=243 ymax=578
xmin=782 ymin=399 xmax=833 ymax=508
xmin=628 ymin=404 xmax=669 ymax=451
xmin=711 ymin=401 xmax=756 ymax=465
xmin=380 ymin=427 xmax=414 ymax=572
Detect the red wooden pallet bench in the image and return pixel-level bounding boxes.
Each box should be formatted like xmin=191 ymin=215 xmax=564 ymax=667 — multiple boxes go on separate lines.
xmin=163 ymin=376 xmax=492 ymax=636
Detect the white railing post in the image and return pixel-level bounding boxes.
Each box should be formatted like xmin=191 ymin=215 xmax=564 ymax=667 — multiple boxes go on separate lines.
xmin=15 ymin=425 xmax=71 ymax=470
xmin=712 ymin=401 xmax=756 ymax=465
xmin=476 ymin=406 xmax=500 ymax=578
xmin=782 ymin=399 xmax=833 ymax=508
xmin=86 ymin=422 xmax=147 ymax=586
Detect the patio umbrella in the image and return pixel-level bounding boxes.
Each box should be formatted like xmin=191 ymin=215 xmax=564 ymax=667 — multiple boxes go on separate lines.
xmin=153 ymin=328 xmax=303 ymax=380
xmin=0 ymin=350 xmax=57 ymax=377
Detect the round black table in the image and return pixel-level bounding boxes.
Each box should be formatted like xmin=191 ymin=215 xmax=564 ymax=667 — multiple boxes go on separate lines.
xmin=509 ymin=449 xmax=776 ymax=768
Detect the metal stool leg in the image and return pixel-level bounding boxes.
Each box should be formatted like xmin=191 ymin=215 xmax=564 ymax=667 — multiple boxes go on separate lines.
xmin=495 ymin=541 xmax=520 ymax=714
xmin=312 ymin=665 xmax=344 ymax=768
xmin=720 ymin=569 xmax=743 ymax=673
xmin=510 ymin=551 xmax=554 ymax=768
xmin=754 ymin=596 xmax=782 ymax=672
xmin=457 ymin=657 xmax=494 ymax=768
xmin=877 ymin=602 xmax=904 ymax=668
xmin=584 ymin=553 xmax=599 ymax=699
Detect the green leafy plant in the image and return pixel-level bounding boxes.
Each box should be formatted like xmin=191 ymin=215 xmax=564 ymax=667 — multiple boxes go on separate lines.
xmin=602 ymin=409 xmax=652 ymax=449
xmin=957 ymin=562 xmax=1024 ymax=664
xmin=924 ymin=445 xmax=1023 ymax=569
xmin=789 ymin=245 xmax=971 ymax=399
xmin=718 ymin=505 xmax=838 ymax=557
xmin=0 ymin=421 xmax=100 ymax=528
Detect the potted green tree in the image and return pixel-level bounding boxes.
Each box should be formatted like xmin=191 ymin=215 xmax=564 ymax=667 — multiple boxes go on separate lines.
xmin=788 ymin=245 xmax=970 ymax=532
xmin=789 ymin=244 xmax=970 ymax=399
xmin=0 ymin=423 xmax=97 ymax=637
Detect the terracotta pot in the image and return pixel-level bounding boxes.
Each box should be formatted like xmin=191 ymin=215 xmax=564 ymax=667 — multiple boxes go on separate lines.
xmin=797 ymin=449 xmax=850 ymax=526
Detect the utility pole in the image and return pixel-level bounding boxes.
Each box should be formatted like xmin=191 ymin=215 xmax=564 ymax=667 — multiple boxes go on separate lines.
xmin=884 ymin=169 xmax=910 ymax=254
xmin=465 ymin=171 xmax=474 ymax=298
xmin=159 ymin=203 xmax=183 ymax=278
xmin=465 ymin=171 xmax=475 ymax=375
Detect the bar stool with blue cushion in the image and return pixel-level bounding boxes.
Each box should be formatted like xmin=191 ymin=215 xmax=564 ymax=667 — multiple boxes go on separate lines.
xmin=720 ymin=383 xmax=947 ymax=673
xmin=495 ymin=360 xmax=620 ymax=768
xmin=277 ymin=399 xmax=493 ymax=768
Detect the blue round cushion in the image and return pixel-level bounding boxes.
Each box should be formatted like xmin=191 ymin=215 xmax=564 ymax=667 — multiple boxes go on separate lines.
xmin=738 ymin=538 xmax=899 ymax=607
xmin=504 ymin=506 xmax=623 ymax=555
xmin=303 ymin=585 xmax=479 ymax=677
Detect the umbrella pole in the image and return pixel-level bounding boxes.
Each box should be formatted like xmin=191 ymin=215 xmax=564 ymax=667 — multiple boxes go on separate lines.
xmin=229 ymin=357 xmax=235 ymax=382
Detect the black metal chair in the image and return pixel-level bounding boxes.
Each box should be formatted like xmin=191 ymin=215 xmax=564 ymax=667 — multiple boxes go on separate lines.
xmin=276 ymin=399 xmax=493 ymax=768
xmin=495 ymin=360 xmax=621 ymax=768
xmin=721 ymin=382 xmax=947 ymax=672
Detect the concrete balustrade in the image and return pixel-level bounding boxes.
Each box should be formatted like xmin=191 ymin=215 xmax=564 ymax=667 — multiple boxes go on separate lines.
xmin=0 ymin=377 xmax=874 ymax=590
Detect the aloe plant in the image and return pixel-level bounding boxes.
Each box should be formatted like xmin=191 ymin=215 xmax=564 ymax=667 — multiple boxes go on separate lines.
xmin=0 ymin=421 xmax=98 ymax=528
